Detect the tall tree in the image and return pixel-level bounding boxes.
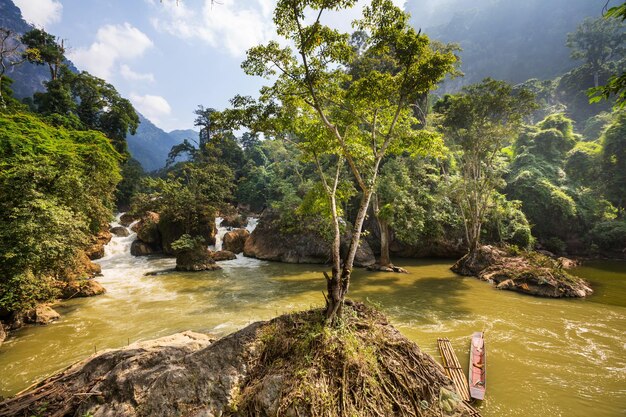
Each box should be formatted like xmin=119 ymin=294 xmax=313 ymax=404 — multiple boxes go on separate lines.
xmin=601 ymin=111 xmax=626 ymax=215
xmin=434 ymin=79 xmax=536 ymax=268
xmin=21 ymin=28 xmax=65 ymax=81
xmin=242 ymin=0 xmax=456 ymax=322
xmin=588 ymin=1 xmax=626 ymax=107
xmin=567 ymin=16 xmax=626 ymax=87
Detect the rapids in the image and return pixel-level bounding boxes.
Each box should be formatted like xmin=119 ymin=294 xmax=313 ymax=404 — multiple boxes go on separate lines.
xmin=0 ymin=215 xmax=624 ymax=417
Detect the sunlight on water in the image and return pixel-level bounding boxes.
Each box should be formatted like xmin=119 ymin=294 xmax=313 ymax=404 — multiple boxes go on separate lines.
xmin=0 ymin=221 xmax=624 ymax=417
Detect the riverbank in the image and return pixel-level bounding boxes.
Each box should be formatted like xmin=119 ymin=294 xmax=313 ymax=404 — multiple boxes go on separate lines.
xmin=0 ymin=237 xmax=624 ymax=416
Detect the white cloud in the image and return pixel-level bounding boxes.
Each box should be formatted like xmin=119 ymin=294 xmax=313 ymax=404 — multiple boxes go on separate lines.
xmin=13 ymin=0 xmax=63 ymax=27
xmin=68 ymin=23 xmax=153 ymax=80
xmin=151 ymin=0 xmax=276 ymax=57
xmin=120 ymin=64 xmax=155 ymax=83
xmin=130 ymin=93 xmax=172 ymax=125
xmin=150 ymin=0 xmax=409 ymax=56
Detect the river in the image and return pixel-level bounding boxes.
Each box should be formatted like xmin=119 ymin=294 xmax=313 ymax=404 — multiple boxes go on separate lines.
xmin=1 ymin=217 xmax=625 ymax=417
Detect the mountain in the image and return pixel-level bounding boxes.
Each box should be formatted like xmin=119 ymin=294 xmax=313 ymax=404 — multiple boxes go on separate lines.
xmin=0 ymin=0 xmax=52 ymax=98
xmin=407 ymin=0 xmax=608 ymax=91
xmin=168 ymin=129 xmax=198 ymax=144
xmin=1 ymin=0 xmax=190 ymax=172
xmin=126 ymin=115 xmax=197 ymax=172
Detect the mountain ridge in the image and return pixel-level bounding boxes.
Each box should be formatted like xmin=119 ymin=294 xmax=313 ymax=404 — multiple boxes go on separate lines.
xmin=1 ymin=0 xmax=188 ymax=171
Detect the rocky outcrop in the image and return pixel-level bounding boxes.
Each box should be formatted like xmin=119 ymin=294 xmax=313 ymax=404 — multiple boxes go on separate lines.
xmin=135 ymin=212 xmax=161 ymax=245
xmin=244 ymin=217 xmax=375 ymax=266
xmin=345 ymin=235 xmax=376 ymax=267
xmin=0 ymin=305 xmax=471 ymax=417
xmin=57 ymin=279 xmax=106 ymax=299
xmin=10 ymin=305 xmax=61 ymax=328
xmin=119 ymin=212 xmax=137 ymax=227
xmin=209 ymin=250 xmax=237 ymax=262
xmin=61 ymin=252 xmax=102 ymax=281
xmin=0 ymin=323 xmax=6 ymax=347
xmin=129 ymin=211 xmax=217 ymax=256
xmin=85 ymin=231 xmax=113 ymax=260
xmin=223 ymin=228 xmax=250 ymax=254
xmin=171 ymin=234 xmax=223 ymax=272
xmin=220 ymin=214 xmax=247 ymax=228
xmin=452 ymin=245 xmax=593 ymax=298
xmin=110 ymin=226 xmax=130 ymax=237
xmin=130 ymin=240 xmax=160 ymax=256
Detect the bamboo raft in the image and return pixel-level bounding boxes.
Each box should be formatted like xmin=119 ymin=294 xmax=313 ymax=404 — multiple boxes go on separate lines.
xmin=437 ymin=337 xmax=470 ymax=402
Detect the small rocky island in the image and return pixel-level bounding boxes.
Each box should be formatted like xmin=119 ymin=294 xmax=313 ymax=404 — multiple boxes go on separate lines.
xmin=0 ymin=303 xmax=474 ymax=417
xmin=452 ymin=245 xmax=593 ymax=298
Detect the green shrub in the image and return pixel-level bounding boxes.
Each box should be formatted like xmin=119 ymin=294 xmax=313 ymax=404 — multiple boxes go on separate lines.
xmin=590 ymin=220 xmax=626 ymax=251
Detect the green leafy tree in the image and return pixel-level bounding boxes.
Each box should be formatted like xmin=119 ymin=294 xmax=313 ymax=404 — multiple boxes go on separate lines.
xmin=116 ymin=158 xmax=146 ymax=209
xmin=588 ymin=2 xmax=626 ymax=107
xmin=434 ymin=78 xmax=536 ymax=266
xmin=33 ymin=69 xmax=139 ymax=154
xmin=601 ymin=111 xmax=626 ymax=214
xmin=21 ymin=28 xmax=65 ymax=81
xmin=373 ymin=156 xmax=455 ymax=265
xmin=567 ymin=16 xmax=625 ymax=88
xmin=132 ymin=157 xmax=234 ymax=252
xmin=0 ymin=112 xmax=121 ymax=315
xmin=242 ymin=0 xmax=456 ymax=321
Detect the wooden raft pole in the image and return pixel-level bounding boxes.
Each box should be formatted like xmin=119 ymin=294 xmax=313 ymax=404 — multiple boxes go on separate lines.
xmin=437 ymin=337 xmax=471 ymax=402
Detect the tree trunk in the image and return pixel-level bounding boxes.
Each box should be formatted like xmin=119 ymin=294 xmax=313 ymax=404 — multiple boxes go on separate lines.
xmin=325 ymin=190 xmax=373 ymax=322
xmin=379 ymin=219 xmax=391 ymax=266
xmin=372 ymin=194 xmax=391 ymax=267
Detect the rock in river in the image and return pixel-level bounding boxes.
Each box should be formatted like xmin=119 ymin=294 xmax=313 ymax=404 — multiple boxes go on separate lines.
xmin=244 ymin=215 xmax=375 ymax=266
xmin=451 ymin=245 xmax=593 ymax=298
xmin=222 ymin=228 xmax=250 ymax=254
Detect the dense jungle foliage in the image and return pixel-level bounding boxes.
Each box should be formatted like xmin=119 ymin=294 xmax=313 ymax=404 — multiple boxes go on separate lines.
xmin=0 ymin=28 xmax=135 ymax=317
xmin=1 ymin=3 xmax=625 ymax=318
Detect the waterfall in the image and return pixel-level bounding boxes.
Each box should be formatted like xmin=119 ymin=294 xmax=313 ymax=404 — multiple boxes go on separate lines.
xmin=212 ymin=216 xmax=258 ymax=251
xmin=94 ymin=213 xmax=175 ymax=298
xmin=212 ymin=217 xmax=228 ymax=251
xmin=101 ymin=214 xmax=139 ymax=260
xmin=246 ymin=217 xmax=258 ymax=233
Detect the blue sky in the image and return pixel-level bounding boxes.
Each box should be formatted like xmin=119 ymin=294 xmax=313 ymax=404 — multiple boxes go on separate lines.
xmin=12 ymin=0 xmax=406 ymax=132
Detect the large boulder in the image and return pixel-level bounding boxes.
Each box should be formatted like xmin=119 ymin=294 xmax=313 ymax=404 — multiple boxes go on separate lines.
xmin=0 ymin=305 xmax=472 ymax=417
xmin=85 ymin=231 xmax=113 ymax=260
xmin=58 ymin=280 xmax=106 ymax=299
xmin=220 ymin=214 xmax=247 ymax=228
xmin=0 ymin=323 xmax=6 ymax=347
xmin=135 ymin=212 xmax=161 ymax=244
xmin=130 ymin=240 xmax=159 ymax=256
xmin=244 ymin=216 xmax=375 ymax=266
xmin=174 ymin=238 xmax=222 ymax=272
xmin=209 ymin=250 xmax=237 ymax=262
xmin=110 ymin=226 xmax=130 ymax=237
xmin=119 ymin=212 xmax=138 ymax=227
xmin=223 ymin=228 xmax=250 ymax=254
xmin=159 ymin=217 xmax=216 ymax=255
xmin=11 ymin=305 xmax=61 ymax=327
xmin=341 ymin=232 xmax=376 ymax=267
xmin=451 ymin=245 xmax=593 ymax=298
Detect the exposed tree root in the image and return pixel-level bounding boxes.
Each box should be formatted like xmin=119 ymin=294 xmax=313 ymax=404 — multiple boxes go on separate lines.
xmin=232 ymin=302 xmax=470 ymax=417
